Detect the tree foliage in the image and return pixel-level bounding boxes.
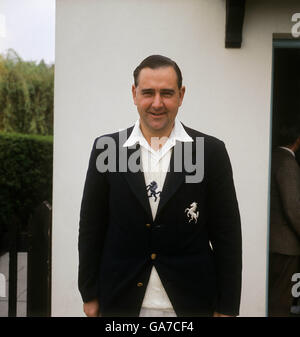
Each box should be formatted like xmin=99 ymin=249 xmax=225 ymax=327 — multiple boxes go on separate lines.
xmin=0 ymin=49 xmax=54 ymax=135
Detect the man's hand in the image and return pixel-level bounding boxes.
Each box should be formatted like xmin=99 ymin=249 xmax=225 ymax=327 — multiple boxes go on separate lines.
xmin=213 ymin=311 xmax=234 ymax=317
xmin=83 ymin=299 xmax=101 ymax=317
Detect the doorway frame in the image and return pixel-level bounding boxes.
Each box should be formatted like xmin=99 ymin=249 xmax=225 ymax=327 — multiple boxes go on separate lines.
xmin=266 ymin=33 xmax=300 ymax=316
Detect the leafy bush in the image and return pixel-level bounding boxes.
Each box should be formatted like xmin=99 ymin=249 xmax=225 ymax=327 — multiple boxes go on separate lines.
xmin=0 ymin=49 xmax=54 ymax=135
xmin=0 ymin=132 xmax=53 ymax=235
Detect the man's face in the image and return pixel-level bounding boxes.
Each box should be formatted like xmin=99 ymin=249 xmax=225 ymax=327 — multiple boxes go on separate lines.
xmin=132 ymin=66 xmax=185 ymax=138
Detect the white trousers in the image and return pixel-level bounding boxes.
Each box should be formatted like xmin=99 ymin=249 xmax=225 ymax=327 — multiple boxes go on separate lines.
xmin=139 ymin=308 xmax=177 ymax=317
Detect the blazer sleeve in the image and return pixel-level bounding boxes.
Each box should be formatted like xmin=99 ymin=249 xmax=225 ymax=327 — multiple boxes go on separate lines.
xmin=207 ymin=140 xmax=242 ymax=316
xmin=276 ymin=158 xmax=300 ymax=238
xmin=78 ymin=138 xmax=110 ymax=303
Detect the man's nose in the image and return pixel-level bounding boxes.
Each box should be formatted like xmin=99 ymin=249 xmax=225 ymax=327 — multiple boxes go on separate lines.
xmin=152 ymin=93 xmax=164 ymax=109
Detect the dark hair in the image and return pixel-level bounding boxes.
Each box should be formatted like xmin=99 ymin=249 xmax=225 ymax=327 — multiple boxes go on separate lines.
xmin=278 ymin=123 xmax=300 ymax=146
xmin=133 ymin=55 xmax=183 ymax=88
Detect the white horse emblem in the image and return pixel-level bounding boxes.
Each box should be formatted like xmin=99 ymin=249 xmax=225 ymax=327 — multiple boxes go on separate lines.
xmin=185 ymin=202 xmax=199 ymax=223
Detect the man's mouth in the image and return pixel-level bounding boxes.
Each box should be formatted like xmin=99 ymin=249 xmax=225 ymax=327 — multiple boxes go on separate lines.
xmin=149 ymin=111 xmax=166 ymax=116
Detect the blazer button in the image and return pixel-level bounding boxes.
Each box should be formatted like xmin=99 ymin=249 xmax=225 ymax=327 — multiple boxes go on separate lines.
xmin=151 ymin=253 xmax=157 ymax=260
xmin=137 ymin=282 xmax=143 ymax=287
xmin=146 ymin=223 xmax=151 ymax=228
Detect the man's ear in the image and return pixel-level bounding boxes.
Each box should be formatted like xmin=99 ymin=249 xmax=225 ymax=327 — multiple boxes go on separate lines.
xmin=178 ymin=85 xmax=186 ymax=107
xmin=293 ymin=136 xmax=300 ymax=153
xmin=132 ymin=85 xmax=137 ymax=105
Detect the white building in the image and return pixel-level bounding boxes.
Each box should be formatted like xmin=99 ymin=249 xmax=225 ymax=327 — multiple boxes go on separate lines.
xmin=53 ymin=0 xmax=300 ymax=317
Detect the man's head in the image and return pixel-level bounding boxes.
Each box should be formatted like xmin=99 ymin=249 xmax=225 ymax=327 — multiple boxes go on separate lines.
xmin=133 ymin=55 xmax=183 ymax=89
xmin=132 ymin=55 xmax=185 ymax=140
xmin=278 ymin=123 xmax=300 ymax=153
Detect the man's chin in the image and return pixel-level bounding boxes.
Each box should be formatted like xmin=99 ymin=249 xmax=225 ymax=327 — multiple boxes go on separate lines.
xmin=148 ymin=120 xmax=167 ymax=131
xmin=148 ymin=124 xmax=174 ymax=137
xmin=140 ymin=117 xmax=174 ymax=136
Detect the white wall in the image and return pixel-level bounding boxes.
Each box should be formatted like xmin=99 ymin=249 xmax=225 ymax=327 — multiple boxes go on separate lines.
xmin=52 ymin=0 xmax=300 ymax=316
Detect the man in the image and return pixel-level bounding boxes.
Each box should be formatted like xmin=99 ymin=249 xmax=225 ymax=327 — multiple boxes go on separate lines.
xmin=78 ymin=55 xmax=242 ymax=317
xmin=268 ymin=124 xmax=300 ymax=317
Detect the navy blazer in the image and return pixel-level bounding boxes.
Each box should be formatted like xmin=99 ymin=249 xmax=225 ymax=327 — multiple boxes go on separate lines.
xmin=78 ymin=124 xmax=242 ymax=317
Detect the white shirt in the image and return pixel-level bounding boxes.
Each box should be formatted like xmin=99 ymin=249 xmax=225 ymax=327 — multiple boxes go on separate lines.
xmin=123 ymin=118 xmax=193 ymax=310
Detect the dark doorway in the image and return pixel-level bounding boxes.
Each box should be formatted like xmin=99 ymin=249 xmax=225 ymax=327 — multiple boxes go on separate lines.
xmin=268 ymin=39 xmax=300 ymax=317
xmin=271 ymin=46 xmax=300 ymax=164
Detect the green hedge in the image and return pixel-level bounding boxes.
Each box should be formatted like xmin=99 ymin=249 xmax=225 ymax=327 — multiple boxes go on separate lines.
xmin=0 ymin=132 xmax=53 ymax=234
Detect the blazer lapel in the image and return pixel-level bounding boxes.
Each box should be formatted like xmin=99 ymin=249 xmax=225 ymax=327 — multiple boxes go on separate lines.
xmin=121 ymin=143 xmax=153 ymax=219
xmin=156 ymin=141 xmax=187 ymax=216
